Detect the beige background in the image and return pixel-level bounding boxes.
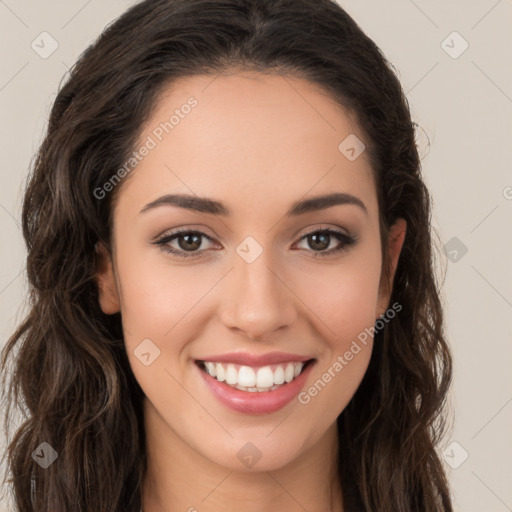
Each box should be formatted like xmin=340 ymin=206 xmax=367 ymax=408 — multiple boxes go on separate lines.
xmin=1 ymin=1 xmax=511 ymax=510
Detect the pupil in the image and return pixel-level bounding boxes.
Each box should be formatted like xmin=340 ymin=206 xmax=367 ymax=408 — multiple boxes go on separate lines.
xmin=179 ymin=233 xmax=201 ymax=251
xmin=309 ymin=233 xmax=329 ymax=251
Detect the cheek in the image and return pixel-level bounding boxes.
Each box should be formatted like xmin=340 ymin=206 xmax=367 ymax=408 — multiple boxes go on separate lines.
xmin=293 ymin=244 xmax=382 ymax=343
xmin=297 ymin=338 xmax=373 ymax=432
xmin=114 ymin=244 xmax=216 ymax=341
xmin=290 ymin=248 xmax=380 ymax=412
xmin=113 ymin=253 xmax=219 ymax=401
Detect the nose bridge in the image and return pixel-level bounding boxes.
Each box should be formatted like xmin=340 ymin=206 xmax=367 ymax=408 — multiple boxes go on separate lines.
xmin=219 ymin=238 xmax=296 ymax=339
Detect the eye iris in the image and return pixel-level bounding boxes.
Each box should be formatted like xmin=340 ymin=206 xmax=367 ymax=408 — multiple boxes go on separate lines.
xmin=179 ymin=233 xmax=201 ymax=251
xmin=309 ymin=232 xmax=330 ymax=251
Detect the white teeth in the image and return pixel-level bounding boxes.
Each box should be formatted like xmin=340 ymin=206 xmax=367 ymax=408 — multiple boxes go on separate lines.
xmin=256 ymin=366 xmax=274 ymax=388
xmin=284 ymin=363 xmax=295 ymax=383
xmin=215 ymin=362 xmax=225 ymax=381
xmin=205 ymin=362 xmax=216 ymax=377
xmin=225 ymin=364 xmax=238 ymax=385
xmin=234 ymin=383 xmax=282 ymax=392
xmin=201 ymin=360 xmax=309 ymax=389
xmin=273 ymin=365 xmax=285 ymax=385
xmin=238 ymin=366 xmax=256 ymax=387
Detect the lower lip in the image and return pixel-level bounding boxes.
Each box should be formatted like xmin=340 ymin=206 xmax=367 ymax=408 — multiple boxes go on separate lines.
xmin=196 ymin=360 xmax=315 ymax=415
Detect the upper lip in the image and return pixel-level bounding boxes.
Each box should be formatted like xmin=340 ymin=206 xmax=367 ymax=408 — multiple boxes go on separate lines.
xmin=196 ymin=351 xmax=314 ymax=367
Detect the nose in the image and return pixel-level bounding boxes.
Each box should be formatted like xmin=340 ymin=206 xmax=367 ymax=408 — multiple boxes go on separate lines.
xmin=218 ymin=246 xmax=297 ymax=341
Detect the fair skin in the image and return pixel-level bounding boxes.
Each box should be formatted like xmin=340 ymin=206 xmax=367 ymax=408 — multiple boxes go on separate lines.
xmin=96 ymin=70 xmax=406 ymax=512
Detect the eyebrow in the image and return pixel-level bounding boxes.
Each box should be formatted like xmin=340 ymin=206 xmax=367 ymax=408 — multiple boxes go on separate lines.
xmin=139 ymin=192 xmax=368 ymax=216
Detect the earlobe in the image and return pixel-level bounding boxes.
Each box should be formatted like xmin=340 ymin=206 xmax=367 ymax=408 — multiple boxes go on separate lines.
xmin=94 ymin=241 xmax=121 ymax=315
xmin=377 ymin=218 xmax=407 ymax=316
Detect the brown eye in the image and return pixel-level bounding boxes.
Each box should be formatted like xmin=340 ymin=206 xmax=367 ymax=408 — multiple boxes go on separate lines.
xmin=294 ymin=229 xmax=357 ymax=257
xmin=307 ymin=232 xmax=331 ymax=251
xmin=154 ymin=230 xmax=216 ymax=258
xmin=177 ymin=233 xmax=202 ymax=251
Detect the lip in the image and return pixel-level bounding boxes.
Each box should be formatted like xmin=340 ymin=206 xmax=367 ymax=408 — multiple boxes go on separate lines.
xmin=195 ymin=351 xmax=312 ymax=367
xmin=196 ymin=358 xmax=316 ymax=415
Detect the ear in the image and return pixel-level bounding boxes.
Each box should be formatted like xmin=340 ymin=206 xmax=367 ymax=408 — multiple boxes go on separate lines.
xmin=94 ymin=241 xmax=121 ymax=315
xmin=377 ymin=217 xmax=407 ymax=317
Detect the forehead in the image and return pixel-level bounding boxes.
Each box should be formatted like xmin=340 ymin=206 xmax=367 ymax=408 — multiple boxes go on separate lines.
xmin=117 ymin=71 xmax=377 ymax=221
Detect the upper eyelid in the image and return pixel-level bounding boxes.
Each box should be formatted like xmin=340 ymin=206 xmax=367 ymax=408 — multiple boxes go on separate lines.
xmin=298 ymin=225 xmax=351 ymax=238
xmin=155 ymin=225 xmax=214 ymax=240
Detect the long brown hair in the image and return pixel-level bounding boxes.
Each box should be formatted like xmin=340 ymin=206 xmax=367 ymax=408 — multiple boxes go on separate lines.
xmin=1 ymin=0 xmax=453 ymax=510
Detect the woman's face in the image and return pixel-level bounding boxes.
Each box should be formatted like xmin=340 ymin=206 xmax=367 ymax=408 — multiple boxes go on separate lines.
xmin=96 ymin=71 xmax=406 ymax=471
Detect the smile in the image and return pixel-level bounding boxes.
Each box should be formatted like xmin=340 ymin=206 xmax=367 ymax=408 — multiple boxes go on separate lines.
xmin=196 ymin=360 xmax=312 ymax=392
xmin=195 ymin=358 xmax=316 ymax=415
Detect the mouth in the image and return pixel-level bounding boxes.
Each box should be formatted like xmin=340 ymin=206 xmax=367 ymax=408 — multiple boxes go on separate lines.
xmin=194 ymin=358 xmax=316 ymax=393
xmin=195 ymin=357 xmax=317 ymax=414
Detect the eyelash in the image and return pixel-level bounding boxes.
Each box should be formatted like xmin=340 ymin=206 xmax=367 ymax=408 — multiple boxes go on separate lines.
xmin=153 ymin=226 xmax=358 ymax=260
